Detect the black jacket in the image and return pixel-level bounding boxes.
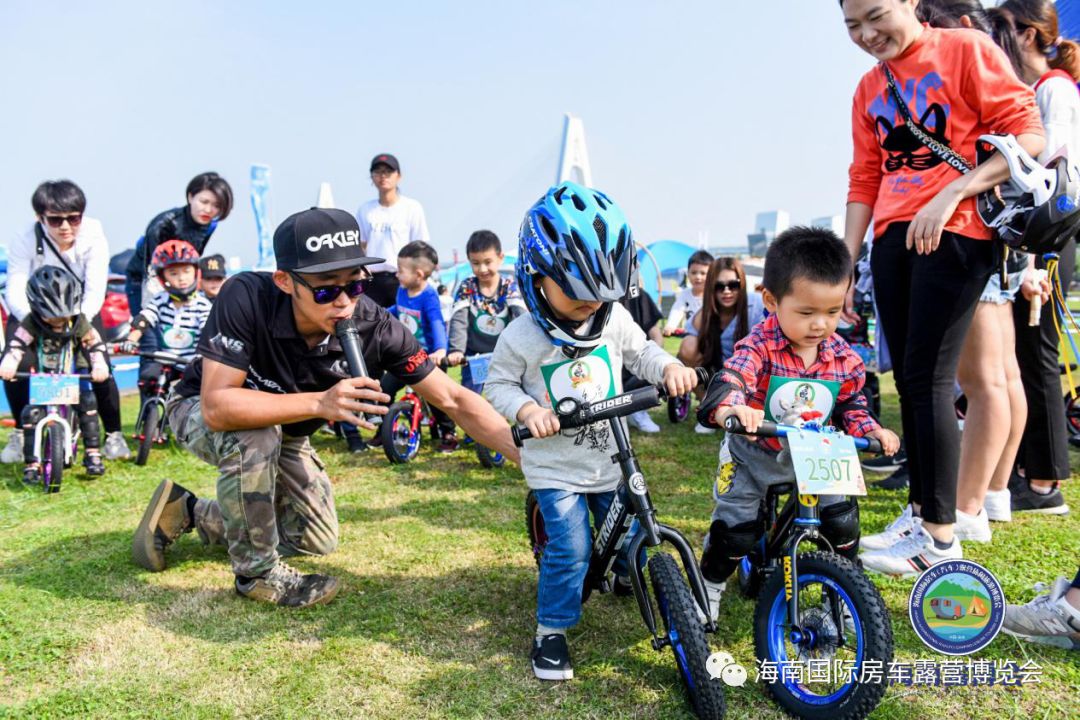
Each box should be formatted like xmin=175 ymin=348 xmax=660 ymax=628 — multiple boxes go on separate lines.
xmin=125 ymin=206 xmax=216 ymax=280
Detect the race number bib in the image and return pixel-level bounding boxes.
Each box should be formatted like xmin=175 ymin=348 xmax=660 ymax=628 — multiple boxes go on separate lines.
xmin=473 ymin=310 xmax=506 ymax=337
xmin=540 ymin=345 xmax=617 ymax=405
xmin=162 ymin=325 xmax=195 ymax=350
xmin=29 ymin=374 xmax=80 ymax=405
xmin=787 ymin=430 xmax=867 ymax=496
xmin=763 ymin=376 xmax=840 ymax=426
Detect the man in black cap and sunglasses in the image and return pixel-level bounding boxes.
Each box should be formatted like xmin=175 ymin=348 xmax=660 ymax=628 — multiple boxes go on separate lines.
xmin=132 ymin=207 xmax=518 ymax=608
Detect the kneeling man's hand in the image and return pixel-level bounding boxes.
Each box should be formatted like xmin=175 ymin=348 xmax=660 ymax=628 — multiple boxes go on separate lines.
xmin=319 ymin=377 xmax=390 ymax=429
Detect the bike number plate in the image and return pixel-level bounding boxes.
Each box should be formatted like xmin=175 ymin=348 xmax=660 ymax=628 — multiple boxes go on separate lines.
xmin=467 ymin=353 xmax=492 ymax=385
xmin=29 ymin=374 xmax=80 ymax=405
xmin=787 ymin=430 xmax=867 ymax=496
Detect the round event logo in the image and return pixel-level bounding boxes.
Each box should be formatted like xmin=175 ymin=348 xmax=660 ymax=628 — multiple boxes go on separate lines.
xmin=908 ymin=559 xmax=1005 ymax=655
xmin=474 ymin=311 xmax=505 ymax=336
xmin=767 ymin=380 xmax=836 ymax=426
xmin=548 ymin=356 xmax=611 ymax=403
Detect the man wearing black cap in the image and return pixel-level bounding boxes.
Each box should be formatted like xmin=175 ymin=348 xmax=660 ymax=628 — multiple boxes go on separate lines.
xmin=198 ymin=253 xmax=227 ymax=301
xmin=356 ymin=153 xmax=430 ymax=307
xmin=132 ymin=207 xmax=517 ymax=608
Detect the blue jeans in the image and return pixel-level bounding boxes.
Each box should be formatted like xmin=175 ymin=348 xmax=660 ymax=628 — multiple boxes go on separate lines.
xmin=534 ymin=487 xmax=642 ymax=629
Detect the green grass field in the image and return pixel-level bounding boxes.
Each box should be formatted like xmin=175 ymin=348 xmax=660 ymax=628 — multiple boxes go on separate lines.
xmin=0 ymin=365 xmax=1078 ymax=719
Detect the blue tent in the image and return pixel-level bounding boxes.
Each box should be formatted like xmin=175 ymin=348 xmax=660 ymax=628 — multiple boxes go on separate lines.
xmin=637 ymin=239 xmax=699 ymax=301
xmin=1062 ymin=2 xmax=1079 ymax=46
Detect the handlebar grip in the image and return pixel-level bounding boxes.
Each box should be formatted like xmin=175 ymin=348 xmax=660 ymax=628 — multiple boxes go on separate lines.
xmin=722 ymin=415 xmax=779 ymax=437
xmin=859 ymin=436 xmax=884 ymax=454
xmin=512 ymin=425 xmax=531 ymax=447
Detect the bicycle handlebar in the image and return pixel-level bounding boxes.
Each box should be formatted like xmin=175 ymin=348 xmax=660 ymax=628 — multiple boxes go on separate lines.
xmin=722 ymin=415 xmax=884 ymax=455
xmin=13 ymin=371 xmax=96 ymax=381
xmin=512 ymin=367 xmax=711 ymax=446
xmin=107 ymin=344 xmax=186 ymax=366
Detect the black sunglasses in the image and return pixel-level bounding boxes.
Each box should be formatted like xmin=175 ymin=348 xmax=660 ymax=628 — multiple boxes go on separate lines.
xmin=42 ymin=213 xmax=83 ymax=228
xmin=715 ymin=280 xmax=741 ymax=293
xmin=290 ymin=272 xmax=368 ymax=304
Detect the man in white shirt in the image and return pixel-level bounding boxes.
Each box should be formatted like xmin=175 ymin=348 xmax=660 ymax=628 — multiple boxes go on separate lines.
xmin=2 ymin=180 xmax=131 ymax=462
xmin=355 ymin=153 xmax=431 ymax=307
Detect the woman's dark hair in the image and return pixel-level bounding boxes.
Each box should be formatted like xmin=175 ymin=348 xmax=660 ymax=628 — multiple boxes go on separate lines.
xmin=994 ymin=0 xmax=1080 ymax=82
xmin=697 ymin=257 xmax=749 ymax=367
xmin=763 ymin=226 xmax=851 ymax=300
xmin=918 ymin=0 xmax=992 ymax=34
xmin=186 ymin=172 xmax=233 ymax=221
xmin=31 ymin=180 xmax=86 ymax=215
xmin=466 ymin=229 xmax=501 ymax=256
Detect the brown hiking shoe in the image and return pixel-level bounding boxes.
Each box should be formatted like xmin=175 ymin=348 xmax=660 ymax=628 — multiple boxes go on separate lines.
xmin=234 ymin=562 xmax=340 ymax=608
xmin=132 ymin=479 xmax=194 ymax=572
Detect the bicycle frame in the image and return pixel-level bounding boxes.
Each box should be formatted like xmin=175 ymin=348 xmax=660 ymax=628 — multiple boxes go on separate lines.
xmin=726 ymin=418 xmax=880 ymax=650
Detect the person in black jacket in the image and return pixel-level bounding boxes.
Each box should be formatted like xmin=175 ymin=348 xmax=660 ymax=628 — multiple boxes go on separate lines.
xmin=125 ymin=172 xmax=232 ymax=314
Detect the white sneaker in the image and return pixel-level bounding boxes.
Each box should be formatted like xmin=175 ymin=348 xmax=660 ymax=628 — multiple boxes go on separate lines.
xmin=696 ymin=580 xmax=726 ymax=624
xmin=104 ymin=431 xmax=132 ymax=460
xmin=954 ymin=508 xmax=992 ymax=543
xmin=860 ymin=504 xmax=915 ymax=552
xmin=983 ymin=489 xmax=1012 ymax=522
xmin=860 ymin=519 xmax=962 ymax=578
xmin=628 ymin=410 xmax=661 ymax=434
xmin=1 ymin=430 xmax=24 ymax=464
xmin=694 ymin=422 xmax=717 ymax=435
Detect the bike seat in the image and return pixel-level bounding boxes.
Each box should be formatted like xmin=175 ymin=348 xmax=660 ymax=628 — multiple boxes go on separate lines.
xmin=767 ymin=482 xmax=796 ymax=500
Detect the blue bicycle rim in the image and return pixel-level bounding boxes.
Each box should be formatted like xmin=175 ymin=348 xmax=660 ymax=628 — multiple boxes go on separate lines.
xmin=765 ymin=572 xmax=864 ymax=705
xmin=657 ymin=586 xmax=696 ymax=692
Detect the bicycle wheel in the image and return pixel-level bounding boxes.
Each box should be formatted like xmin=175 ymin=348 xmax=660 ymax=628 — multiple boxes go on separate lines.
xmin=524 ymin=491 xmax=546 ymax=568
xmin=1064 ymin=392 xmax=1080 ymax=435
xmin=476 ymin=444 xmax=505 ymax=469
xmin=135 ymin=402 xmax=159 ymax=467
xmin=668 ymin=393 xmax=691 ymax=423
xmin=381 ymin=401 xmax=420 ymax=463
xmin=42 ymin=424 xmax=64 ymax=494
xmin=753 ymin=551 xmax=893 ymax=720
xmin=648 ymin=552 xmax=726 ymax=720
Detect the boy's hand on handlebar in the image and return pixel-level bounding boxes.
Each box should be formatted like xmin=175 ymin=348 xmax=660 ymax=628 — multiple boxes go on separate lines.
xmin=446 ymin=351 xmax=465 ymax=367
xmin=317 ymin=377 xmax=390 ymax=429
xmin=663 ymin=364 xmax=698 ymax=397
xmin=518 ymin=403 xmax=560 ymax=439
xmin=90 ymin=366 xmax=110 ymax=383
xmin=429 ymin=349 xmax=447 ymax=367
xmin=865 ymin=427 xmax=900 ymax=456
xmin=718 ymin=405 xmax=765 ymax=434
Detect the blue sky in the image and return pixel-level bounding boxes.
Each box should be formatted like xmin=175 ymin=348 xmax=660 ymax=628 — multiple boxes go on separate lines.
xmin=0 ymin=1 xmax=874 ymax=268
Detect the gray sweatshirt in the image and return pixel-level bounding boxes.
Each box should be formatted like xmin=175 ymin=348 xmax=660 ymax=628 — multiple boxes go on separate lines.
xmin=485 ymin=302 xmax=680 ymax=493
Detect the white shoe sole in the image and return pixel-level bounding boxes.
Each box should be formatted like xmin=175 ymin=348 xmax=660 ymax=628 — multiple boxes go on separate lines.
xmin=532 ymin=665 xmax=573 ymax=680
xmin=1015 ymin=504 xmax=1070 ymax=515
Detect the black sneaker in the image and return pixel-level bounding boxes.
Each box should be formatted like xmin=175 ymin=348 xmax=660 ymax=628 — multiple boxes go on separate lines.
xmin=873 ymin=465 xmax=909 ymax=490
xmin=1009 ymin=474 xmax=1070 ymax=515
xmin=531 ymin=633 xmax=573 ymax=680
xmin=613 ymin=575 xmax=634 ymax=597
xmin=83 ymin=452 xmax=105 ymax=477
xmin=437 ymin=432 xmax=459 ymax=453
xmin=368 ymin=433 xmax=383 ymax=448
xmin=22 ymin=465 xmax=41 ymax=487
xmin=345 ymin=434 xmax=369 ymax=454
xmin=862 ymin=439 xmax=905 ymax=472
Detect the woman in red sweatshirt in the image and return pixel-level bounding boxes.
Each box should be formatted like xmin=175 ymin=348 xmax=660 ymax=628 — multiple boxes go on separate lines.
xmin=839 ymin=0 xmax=1045 ymax=577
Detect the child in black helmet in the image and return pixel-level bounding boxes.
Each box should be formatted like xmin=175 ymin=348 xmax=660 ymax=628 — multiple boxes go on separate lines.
xmin=0 ymin=266 xmax=111 ymax=484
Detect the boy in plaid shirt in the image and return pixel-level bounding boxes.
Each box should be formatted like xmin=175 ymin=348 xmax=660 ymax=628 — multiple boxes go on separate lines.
xmin=695 ymin=227 xmax=899 ymax=619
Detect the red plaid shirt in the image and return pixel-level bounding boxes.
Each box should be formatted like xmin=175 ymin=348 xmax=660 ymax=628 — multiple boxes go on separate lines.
xmin=716 ymin=314 xmax=878 ymax=451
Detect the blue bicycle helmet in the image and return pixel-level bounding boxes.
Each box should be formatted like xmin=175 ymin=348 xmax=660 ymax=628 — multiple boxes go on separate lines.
xmin=516 ymin=181 xmax=634 ymax=350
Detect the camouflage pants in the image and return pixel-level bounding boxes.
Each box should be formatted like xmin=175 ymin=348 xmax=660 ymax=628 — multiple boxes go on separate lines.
xmin=165 ymin=393 xmax=339 ymax=577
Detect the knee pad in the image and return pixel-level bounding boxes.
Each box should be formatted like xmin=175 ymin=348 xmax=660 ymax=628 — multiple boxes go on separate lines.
xmin=820 ymin=498 xmax=861 ymax=558
xmin=20 ymin=405 xmax=47 ymax=428
xmin=701 ymin=517 xmax=764 ymax=582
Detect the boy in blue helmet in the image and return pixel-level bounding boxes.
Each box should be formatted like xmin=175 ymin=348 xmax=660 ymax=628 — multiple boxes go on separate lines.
xmin=485 ymin=182 xmax=699 ymax=681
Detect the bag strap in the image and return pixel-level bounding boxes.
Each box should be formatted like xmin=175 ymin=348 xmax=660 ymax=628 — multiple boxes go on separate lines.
xmin=881 ymin=63 xmax=974 ymax=175
xmin=34 ymin=223 xmax=86 ymax=291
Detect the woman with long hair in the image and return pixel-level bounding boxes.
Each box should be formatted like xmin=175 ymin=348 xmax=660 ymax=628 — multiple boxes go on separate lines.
xmin=840 ymin=0 xmax=1045 ymax=575
xmin=678 ymin=257 xmax=765 ymax=434
xmin=984 ymin=0 xmax=1080 ymax=517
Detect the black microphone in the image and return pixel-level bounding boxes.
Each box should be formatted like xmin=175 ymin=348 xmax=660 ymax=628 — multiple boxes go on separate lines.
xmin=334 ymin=318 xmax=368 ymax=378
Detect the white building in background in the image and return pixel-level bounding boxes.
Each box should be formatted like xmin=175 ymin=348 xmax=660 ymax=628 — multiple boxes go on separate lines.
xmin=811 ymin=215 xmax=845 ymax=237
xmin=747 ymin=210 xmax=790 ymax=257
